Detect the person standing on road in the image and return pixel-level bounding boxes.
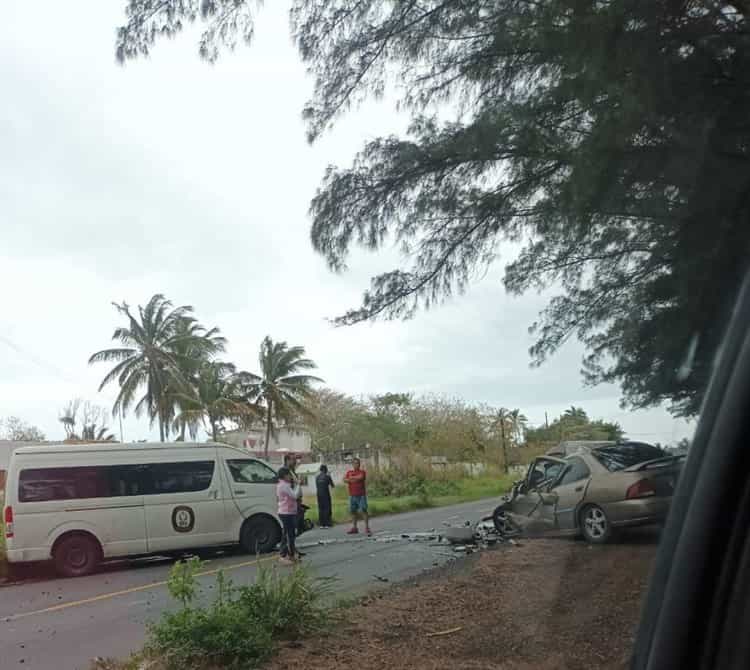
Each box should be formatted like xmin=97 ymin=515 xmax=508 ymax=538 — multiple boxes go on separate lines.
xmin=316 ymin=464 xmax=335 ymax=528
xmin=344 ymin=458 xmax=371 ymax=536
xmin=276 ymin=467 xmax=300 ymax=565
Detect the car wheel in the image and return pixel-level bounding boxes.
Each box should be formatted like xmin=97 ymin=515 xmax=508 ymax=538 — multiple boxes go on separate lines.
xmin=240 ymin=517 xmax=281 ymax=554
xmin=53 ymin=534 xmax=101 ymax=578
xmin=580 ymin=504 xmax=612 ymax=544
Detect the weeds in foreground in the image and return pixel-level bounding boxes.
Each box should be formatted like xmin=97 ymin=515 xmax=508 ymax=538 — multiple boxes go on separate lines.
xmin=144 ymin=558 xmax=334 ymax=670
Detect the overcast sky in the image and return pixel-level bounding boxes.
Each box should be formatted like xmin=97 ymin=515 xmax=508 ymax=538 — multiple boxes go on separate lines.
xmin=0 ymin=1 xmax=694 ymax=445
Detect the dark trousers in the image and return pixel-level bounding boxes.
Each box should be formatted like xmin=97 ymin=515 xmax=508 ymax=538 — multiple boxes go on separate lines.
xmin=317 ymin=494 xmax=332 ymax=526
xmin=279 ymin=513 xmax=297 ymax=558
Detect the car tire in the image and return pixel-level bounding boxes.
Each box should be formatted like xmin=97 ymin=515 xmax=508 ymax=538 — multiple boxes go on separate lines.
xmin=580 ymin=504 xmax=612 ymax=544
xmin=240 ymin=517 xmax=281 ymax=554
xmin=53 ymin=534 xmax=101 ymax=578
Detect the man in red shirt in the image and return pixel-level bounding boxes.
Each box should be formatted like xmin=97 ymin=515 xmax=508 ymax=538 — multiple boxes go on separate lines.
xmin=344 ymin=457 xmax=371 ymax=536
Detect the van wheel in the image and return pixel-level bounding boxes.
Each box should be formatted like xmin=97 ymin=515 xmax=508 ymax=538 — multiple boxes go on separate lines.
xmin=241 ymin=517 xmax=281 ymax=554
xmin=53 ymin=534 xmax=101 ymax=578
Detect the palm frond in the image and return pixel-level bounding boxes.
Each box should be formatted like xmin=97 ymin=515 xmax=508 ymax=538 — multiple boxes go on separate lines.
xmin=88 ymin=348 xmax=137 ymax=365
xmin=278 ymin=374 xmax=324 ymax=387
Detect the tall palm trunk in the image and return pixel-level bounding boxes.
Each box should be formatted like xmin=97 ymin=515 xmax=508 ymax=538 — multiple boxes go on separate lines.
xmin=264 ymin=401 xmax=273 ymax=460
xmin=159 ymin=416 xmax=165 ymax=442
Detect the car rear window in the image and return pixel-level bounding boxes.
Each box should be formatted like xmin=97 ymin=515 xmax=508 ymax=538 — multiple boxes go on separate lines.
xmin=593 ymin=443 xmax=666 ymax=471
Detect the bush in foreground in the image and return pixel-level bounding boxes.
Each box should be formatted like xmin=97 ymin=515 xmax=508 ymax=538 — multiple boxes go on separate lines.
xmin=144 ymin=558 xmax=334 ymax=670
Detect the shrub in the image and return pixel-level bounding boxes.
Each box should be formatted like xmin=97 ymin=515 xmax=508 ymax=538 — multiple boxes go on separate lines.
xmin=147 ymin=560 xmax=334 ymax=670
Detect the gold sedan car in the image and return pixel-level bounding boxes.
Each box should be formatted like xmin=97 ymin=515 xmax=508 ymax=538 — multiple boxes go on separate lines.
xmin=495 ymin=441 xmax=684 ymax=543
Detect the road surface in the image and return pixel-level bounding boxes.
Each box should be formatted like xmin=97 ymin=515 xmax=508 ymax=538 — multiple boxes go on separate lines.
xmin=0 ymin=498 xmax=497 ymax=670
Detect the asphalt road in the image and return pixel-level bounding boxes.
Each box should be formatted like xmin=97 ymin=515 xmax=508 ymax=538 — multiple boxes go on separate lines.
xmin=0 ymin=498 xmax=498 ymax=670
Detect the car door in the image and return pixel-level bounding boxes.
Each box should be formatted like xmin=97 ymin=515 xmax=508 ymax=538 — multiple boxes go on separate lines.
xmin=545 ymin=456 xmax=592 ymax=531
xmin=143 ymin=456 xmax=231 ymax=553
xmin=222 ymin=457 xmax=278 ymax=518
xmin=509 ymin=457 xmax=567 ymax=529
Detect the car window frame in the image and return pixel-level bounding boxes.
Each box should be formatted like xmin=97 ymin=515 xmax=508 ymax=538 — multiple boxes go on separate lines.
xmin=554 ymin=456 xmax=592 ymax=488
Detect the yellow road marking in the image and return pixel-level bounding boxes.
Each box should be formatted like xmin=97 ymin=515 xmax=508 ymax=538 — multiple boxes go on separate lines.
xmin=8 ymin=555 xmax=278 ymax=621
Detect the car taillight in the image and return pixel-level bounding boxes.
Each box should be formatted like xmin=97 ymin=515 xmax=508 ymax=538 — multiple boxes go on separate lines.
xmin=3 ymin=505 xmax=13 ymax=538
xmin=627 ymin=479 xmax=657 ymax=500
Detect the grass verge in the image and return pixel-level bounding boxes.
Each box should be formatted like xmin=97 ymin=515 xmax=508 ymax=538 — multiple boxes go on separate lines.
xmin=92 ymin=558 xmax=335 ymax=670
xmin=304 ymin=474 xmax=514 ymax=525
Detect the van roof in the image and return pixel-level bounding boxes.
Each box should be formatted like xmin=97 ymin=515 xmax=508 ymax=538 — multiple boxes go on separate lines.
xmin=12 ymin=441 xmax=231 ymax=456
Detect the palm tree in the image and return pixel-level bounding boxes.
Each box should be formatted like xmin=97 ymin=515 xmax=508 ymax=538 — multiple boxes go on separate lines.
xmin=242 ymin=336 xmax=323 ymax=459
xmin=563 ymin=406 xmax=588 ymax=422
xmin=173 ymin=361 xmax=260 ymax=441
xmin=80 ymin=423 xmax=117 ymax=442
xmin=168 ymin=317 xmax=228 ymax=440
xmin=508 ymin=409 xmax=528 ymax=446
xmin=491 ymin=408 xmax=512 ymax=473
xmin=89 ymin=294 xmax=224 ymax=441
xmin=58 ymin=399 xmax=117 ymax=442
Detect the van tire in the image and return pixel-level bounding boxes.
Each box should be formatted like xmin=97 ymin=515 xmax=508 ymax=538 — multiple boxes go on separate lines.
xmin=53 ymin=534 xmax=102 ymax=578
xmin=240 ymin=517 xmax=281 ymax=554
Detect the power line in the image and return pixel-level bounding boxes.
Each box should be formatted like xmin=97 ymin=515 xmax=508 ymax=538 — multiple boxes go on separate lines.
xmin=0 ymin=333 xmax=79 ymax=384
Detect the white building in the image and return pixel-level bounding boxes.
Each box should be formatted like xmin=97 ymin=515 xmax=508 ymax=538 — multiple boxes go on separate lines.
xmin=220 ymin=427 xmax=312 ymax=465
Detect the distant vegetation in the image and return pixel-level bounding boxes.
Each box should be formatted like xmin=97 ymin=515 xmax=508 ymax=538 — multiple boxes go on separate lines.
xmin=0 ymin=416 xmax=45 ymax=442
xmin=306 ymin=390 xmax=623 ymax=472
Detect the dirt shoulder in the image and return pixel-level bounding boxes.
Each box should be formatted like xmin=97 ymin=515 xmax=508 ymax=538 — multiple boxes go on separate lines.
xmin=269 ymin=532 xmax=658 ymax=670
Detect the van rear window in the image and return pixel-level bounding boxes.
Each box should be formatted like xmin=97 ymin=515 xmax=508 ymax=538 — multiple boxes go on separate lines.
xmin=18 ymin=461 xmax=215 ymax=502
xmin=19 ymin=465 xmax=146 ymax=502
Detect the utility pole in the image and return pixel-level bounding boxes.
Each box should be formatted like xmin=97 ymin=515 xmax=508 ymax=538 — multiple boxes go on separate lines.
xmin=545 ymin=411 xmax=549 ymax=428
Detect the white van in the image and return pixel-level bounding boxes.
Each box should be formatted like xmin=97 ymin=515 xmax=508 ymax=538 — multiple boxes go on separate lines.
xmin=3 ymin=442 xmax=282 ymax=577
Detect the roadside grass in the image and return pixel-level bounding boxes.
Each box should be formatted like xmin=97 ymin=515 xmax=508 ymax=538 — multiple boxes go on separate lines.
xmin=304 ymin=474 xmax=514 ymax=525
xmin=91 ymin=558 xmax=335 ymax=670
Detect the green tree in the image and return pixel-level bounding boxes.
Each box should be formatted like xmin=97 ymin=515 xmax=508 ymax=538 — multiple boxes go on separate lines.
xmin=508 ymin=409 xmax=528 ymax=447
xmin=0 ymin=416 xmax=45 ymax=442
xmin=526 ymin=408 xmax=624 ymax=444
xmin=173 ymin=361 xmax=259 ymax=442
xmin=115 ymin=1 xmax=750 ymax=417
xmin=242 ymin=336 xmax=323 ymax=459
xmin=89 ymin=294 xmax=225 ymax=441
xmin=168 ymin=317 xmax=228 ymax=440
xmin=490 ymin=408 xmax=512 ymax=474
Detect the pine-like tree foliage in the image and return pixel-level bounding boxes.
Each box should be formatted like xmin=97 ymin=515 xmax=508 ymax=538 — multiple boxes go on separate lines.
xmin=116 ymin=1 xmax=750 ymax=416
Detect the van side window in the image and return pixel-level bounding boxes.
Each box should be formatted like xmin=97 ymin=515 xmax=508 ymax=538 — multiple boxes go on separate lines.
xmin=18 ymin=465 xmax=145 ymax=502
xmin=227 ymin=459 xmax=278 ymax=484
xmin=146 ymin=462 xmax=215 ymax=494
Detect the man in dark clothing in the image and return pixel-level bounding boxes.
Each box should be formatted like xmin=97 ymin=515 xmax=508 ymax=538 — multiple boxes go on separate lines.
xmin=315 ymin=464 xmax=335 ymax=528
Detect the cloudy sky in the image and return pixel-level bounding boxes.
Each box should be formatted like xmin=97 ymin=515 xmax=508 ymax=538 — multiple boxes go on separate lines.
xmin=1 ymin=1 xmax=694 ymax=445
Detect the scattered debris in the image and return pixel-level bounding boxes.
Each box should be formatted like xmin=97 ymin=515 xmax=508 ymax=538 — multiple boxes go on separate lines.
xmin=443 ymin=526 xmax=475 ymax=544
xmin=426 ymin=626 xmax=463 ymax=638
xmin=373 ymin=575 xmax=389 ymax=582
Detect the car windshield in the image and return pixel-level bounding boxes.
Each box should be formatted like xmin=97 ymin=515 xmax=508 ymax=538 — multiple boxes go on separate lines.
xmin=594 ymin=444 xmax=667 ymax=472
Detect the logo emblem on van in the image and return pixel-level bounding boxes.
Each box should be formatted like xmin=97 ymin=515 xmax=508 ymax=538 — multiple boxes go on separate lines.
xmin=172 ymin=505 xmax=195 ymax=533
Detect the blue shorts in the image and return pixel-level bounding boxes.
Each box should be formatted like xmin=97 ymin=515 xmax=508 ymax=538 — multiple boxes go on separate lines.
xmin=349 ymin=495 xmax=368 ymax=514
